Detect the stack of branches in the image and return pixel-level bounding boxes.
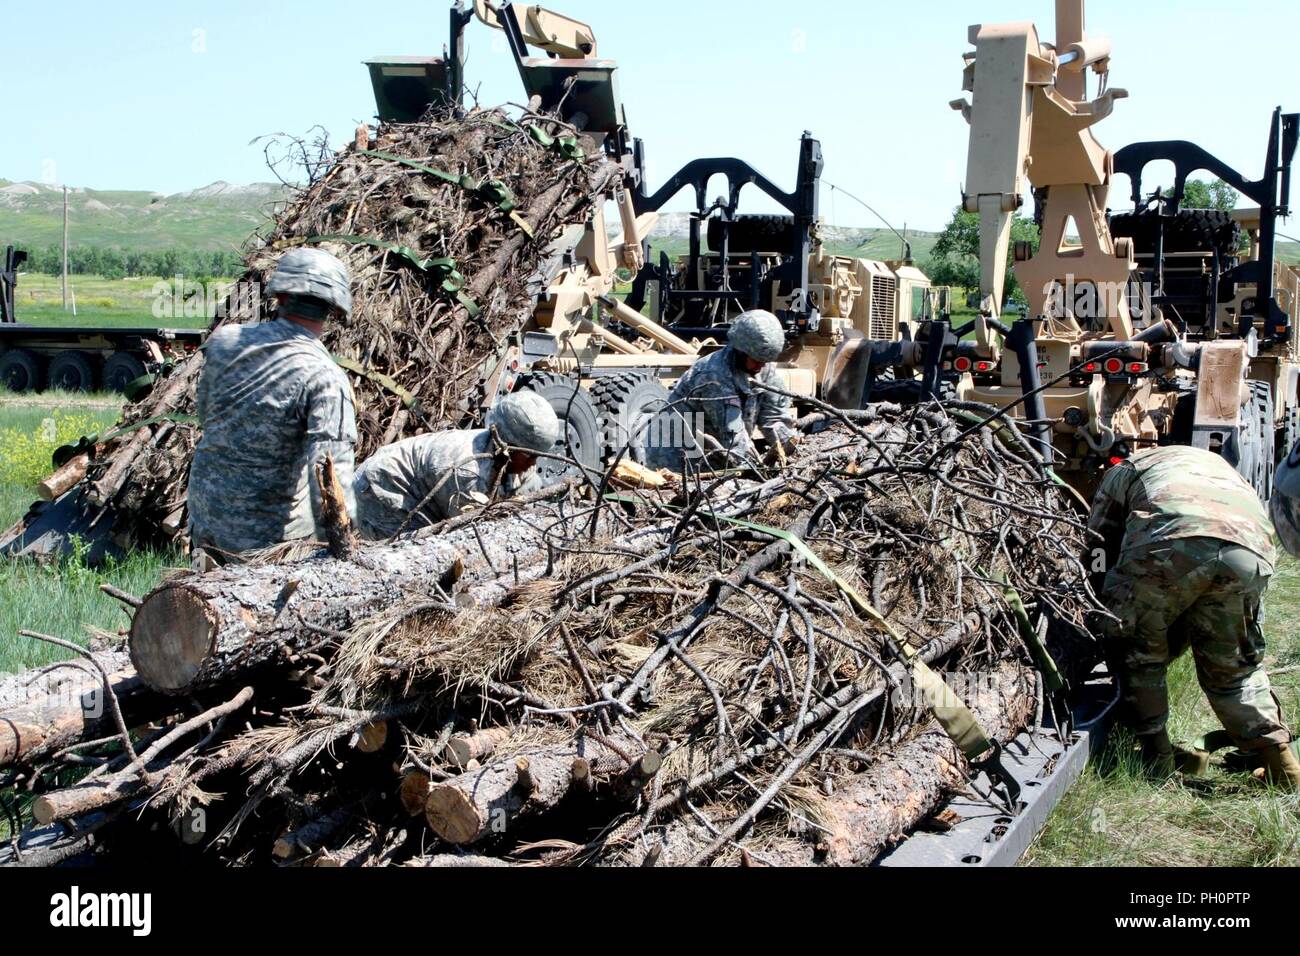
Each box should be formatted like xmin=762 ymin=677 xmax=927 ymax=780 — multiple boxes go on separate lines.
xmin=0 ymin=403 xmax=1104 ymax=867
xmin=3 ymin=106 xmax=615 ymax=552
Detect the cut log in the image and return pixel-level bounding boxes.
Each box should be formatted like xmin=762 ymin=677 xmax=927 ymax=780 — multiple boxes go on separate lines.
xmin=38 ymin=454 xmax=90 ymax=502
xmin=445 ymin=727 xmax=511 ymax=768
xmin=398 ymin=771 xmax=432 ymax=817
xmin=425 ymin=735 xmax=639 ymax=845
xmin=273 ymin=806 xmax=354 ymax=861
xmin=127 ymin=504 xmax=663 ymax=696
xmin=128 ymin=539 xmax=465 ymax=695
xmin=0 ymin=651 xmax=141 ymax=768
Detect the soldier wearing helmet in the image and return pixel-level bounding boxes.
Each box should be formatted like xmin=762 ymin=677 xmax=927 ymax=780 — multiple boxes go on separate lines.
xmin=646 ymin=310 xmax=796 ymax=473
xmin=188 ymin=248 xmax=358 ymax=563
xmin=1089 ymin=445 xmax=1299 ymax=789
xmin=352 ymin=390 xmax=561 ymax=540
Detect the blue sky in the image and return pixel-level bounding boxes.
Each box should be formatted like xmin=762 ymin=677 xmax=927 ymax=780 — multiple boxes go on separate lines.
xmin=5 ymin=0 xmax=1298 ymax=230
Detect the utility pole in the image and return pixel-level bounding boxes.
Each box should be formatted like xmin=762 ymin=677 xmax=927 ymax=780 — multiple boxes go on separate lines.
xmin=62 ymin=186 xmax=69 ymax=311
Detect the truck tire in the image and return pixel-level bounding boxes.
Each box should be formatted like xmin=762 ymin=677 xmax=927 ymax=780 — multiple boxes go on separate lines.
xmin=0 ymin=349 xmax=42 ymax=393
xmin=1226 ymin=381 xmax=1273 ymax=503
xmin=1280 ymin=401 xmax=1300 ymax=463
xmin=46 ymin=351 xmax=96 ymax=393
xmin=103 ymin=352 xmax=147 ymax=394
xmin=514 ymin=372 xmax=603 ymax=483
xmin=706 ymin=214 xmax=797 ymax=254
xmin=1108 ymin=208 xmax=1242 ymax=262
xmin=590 ymin=370 xmax=670 ymax=464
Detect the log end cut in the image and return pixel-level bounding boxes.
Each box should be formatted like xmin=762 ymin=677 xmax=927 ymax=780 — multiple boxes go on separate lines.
xmin=129 ymin=585 xmax=219 ymax=695
xmin=425 ymin=785 xmax=485 ymax=845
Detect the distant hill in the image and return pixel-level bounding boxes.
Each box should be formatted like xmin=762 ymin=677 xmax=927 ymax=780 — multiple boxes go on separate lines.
xmin=0 ymin=180 xmax=287 ymax=252
xmin=642 ymin=212 xmax=939 ymax=264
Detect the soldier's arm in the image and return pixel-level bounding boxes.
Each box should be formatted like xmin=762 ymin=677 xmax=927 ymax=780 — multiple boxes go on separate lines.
xmin=755 ymin=369 xmax=795 ymax=445
xmin=1088 ymin=462 xmax=1134 ymax=572
xmin=305 ymin=371 xmax=359 ymax=532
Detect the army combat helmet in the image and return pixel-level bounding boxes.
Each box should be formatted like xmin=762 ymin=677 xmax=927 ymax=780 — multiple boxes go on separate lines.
xmin=267 ymin=248 xmax=354 ymax=319
xmin=1272 ymin=439 xmax=1300 ymax=558
xmin=489 ymin=390 xmax=561 ymax=456
xmin=729 ymin=310 xmax=785 ymax=364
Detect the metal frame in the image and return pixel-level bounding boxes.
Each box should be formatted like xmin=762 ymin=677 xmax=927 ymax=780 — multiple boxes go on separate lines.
xmin=1 ymin=245 xmax=26 ymax=326
xmin=878 ymin=665 xmax=1117 ymax=867
xmin=623 ymin=133 xmax=823 ymax=334
xmin=1113 ymin=109 xmax=1298 ymax=341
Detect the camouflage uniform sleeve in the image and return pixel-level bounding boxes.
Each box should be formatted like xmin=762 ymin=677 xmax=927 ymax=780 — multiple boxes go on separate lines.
xmin=1088 ymin=461 xmax=1135 ymax=570
xmin=755 ymin=367 xmax=795 ymax=445
xmin=683 ymin=375 xmax=758 ymax=462
xmin=305 ymin=368 xmax=359 ymax=529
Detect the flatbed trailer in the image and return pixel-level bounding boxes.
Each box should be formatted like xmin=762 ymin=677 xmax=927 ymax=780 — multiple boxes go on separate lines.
xmin=0 ymin=246 xmax=205 ymax=393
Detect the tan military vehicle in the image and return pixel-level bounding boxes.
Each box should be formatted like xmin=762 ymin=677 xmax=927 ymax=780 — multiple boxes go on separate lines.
xmin=945 ymin=0 xmax=1297 ymax=499
xmin=366 ymin=1 xmax=942 ymax=477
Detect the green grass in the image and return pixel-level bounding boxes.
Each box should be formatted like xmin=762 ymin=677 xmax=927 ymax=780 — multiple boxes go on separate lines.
xmin=1026 ymin=555 xmax=1300 ymax=866
xmin=10 ymin=273 xmax=221 ymax=329
xmin=0 ymin=394 xmax=180 ymax=676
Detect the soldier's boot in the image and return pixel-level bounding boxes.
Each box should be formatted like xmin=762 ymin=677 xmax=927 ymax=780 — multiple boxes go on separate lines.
xmin=1137 ymin=730 xmax=1176 ymax=778
xmin=1255 ymin=743 xmax=1300 ymax=791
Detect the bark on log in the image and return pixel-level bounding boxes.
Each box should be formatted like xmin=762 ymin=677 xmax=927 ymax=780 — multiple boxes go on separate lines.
xmin=813 ymin=663 xmax=1037 ymax=866
xmin=0 ymin=651 xmax=140 ymax=768
xmin=128 ymin=539 xmax=464 ymax=695
xmin=127 ymin=506 xmax=668 ymax=695
xmin=38 ymin=454 xmax=89 ymax=502
xmin=425 ymin=734 xmax=639 ymax=845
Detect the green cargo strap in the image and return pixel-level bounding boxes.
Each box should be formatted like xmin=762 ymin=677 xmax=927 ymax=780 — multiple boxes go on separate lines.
xmin=356 ymin=149 xmax=518 ymax=213
xmin=526 ymin=125 xmax=584 ymax=161
xmin=124 ymin=373 xmax=156 ymax=403
xmin=303 ymin=235 xmax=482 ymax=318
xmin=52 ymin=412 xmax=200 ymax=468
xmin=993 ymin=571 xmax=1065 ymax=694
xmin=603 ymin=498 xmax=1001 ymax=766
xmin=333 ymin=355 xmax=418 ymax=411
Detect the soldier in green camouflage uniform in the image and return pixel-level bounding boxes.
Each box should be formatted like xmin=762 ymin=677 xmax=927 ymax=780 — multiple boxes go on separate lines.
xmin=1089 ymin=445 xmax=1294 ymax=781
xmin=189 ymin=249 xmax=357 ymax=561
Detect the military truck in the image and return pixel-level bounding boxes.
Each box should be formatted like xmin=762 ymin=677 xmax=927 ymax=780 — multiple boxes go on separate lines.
xmin=0 ymin=245 xmax=205 ymax=394
xmin=941 ymin=0 xmax=1297 ymax=501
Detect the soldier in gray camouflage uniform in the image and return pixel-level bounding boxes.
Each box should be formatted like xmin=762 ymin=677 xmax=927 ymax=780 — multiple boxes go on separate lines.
xmin=353 ymin=390 xmax=560 ymax=540
xmin=646 ymin=310 xmax=796 ymax=473
xmin=188 ymin=248 xmax=357 ymax=562
xmin=1090 ymin=445 xmax=1298 ymax=788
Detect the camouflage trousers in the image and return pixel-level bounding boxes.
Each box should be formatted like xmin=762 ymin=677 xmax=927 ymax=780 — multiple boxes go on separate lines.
xmin=1101 ymin=537 xmax=1289 ymax=751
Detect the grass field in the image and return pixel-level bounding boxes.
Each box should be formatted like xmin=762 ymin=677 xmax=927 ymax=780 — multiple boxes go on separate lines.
xmin=10 ymin=273 xmax=222 ymax=329
xmin=0 ymin=393 xmax=1296 ymax=864
xmin=0 ymin=394 xmax=181 ymax=676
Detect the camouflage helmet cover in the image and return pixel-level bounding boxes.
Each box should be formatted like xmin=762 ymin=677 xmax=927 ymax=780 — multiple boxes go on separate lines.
xmin=267 ymin=248 xmax=353 ymax=317
xmin=729 ymin=310 xmax=785 ymax=363
xmin=489 ymin=390 xmax=561 ymax=455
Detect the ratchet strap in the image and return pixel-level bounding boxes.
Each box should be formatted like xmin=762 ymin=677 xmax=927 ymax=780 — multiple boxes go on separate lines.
xmin=52 ymin=412 xmax=200 ymax=467
xmin=298 ymin=235 xmax=482 ymax=318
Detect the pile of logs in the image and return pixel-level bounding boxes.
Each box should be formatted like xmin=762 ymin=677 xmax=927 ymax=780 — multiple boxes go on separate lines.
xmin=0 ymin=403 xmax=1105 ymax=867
xmin=1 ymin=105 xmax=614 ymax=556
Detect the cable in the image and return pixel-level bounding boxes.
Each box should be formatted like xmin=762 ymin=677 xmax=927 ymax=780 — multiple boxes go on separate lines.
xmin=824 ymin=180 xmax=911 ymax=257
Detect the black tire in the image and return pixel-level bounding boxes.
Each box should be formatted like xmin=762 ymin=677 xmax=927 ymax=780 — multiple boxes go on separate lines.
xmin=590 ymin=370 xmax=670 ymax=465
xmin=1108 ymin=208 xmax=1242 ymax=262
xmin=46 ymin=351 xmax=96 ymax=393
xmin=514 ymin=371 xmax=603 ymax=483
xmin=1279 ymin=400 xmax=1300 ymax=464
xmin=866 ymin=376 xmax=955 ymax=406
xmin=706 ymin=214 xmax=796 ymax=254
xmin=0 ymin=349 xmax=42 ymax=393
xmin=1225 ymin=381 xmax=1273 ymax=503
xmin=102 ymin=352 xmax=147 ymax=394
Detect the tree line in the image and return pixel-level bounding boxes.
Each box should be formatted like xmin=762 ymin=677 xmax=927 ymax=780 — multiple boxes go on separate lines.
xmin=16 ymin=245 xmax=244 ymax=281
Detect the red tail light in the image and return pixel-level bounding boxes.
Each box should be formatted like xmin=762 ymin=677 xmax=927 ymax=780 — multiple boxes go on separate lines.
xmin=1104 ymin=358 xmax=1124 ymax=374
xmin=1127 ymin=362 xmax=1147 ymax=374
xmin=974 ymin=360 xmax=994 ymax=373
xmin=953 ymin=356 xmax=972 ymax=372
xmin=1108 ymin=456 xmax=1126 ymax=466
xmin=1083 ymin=362 xmax=1098 ymax=373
